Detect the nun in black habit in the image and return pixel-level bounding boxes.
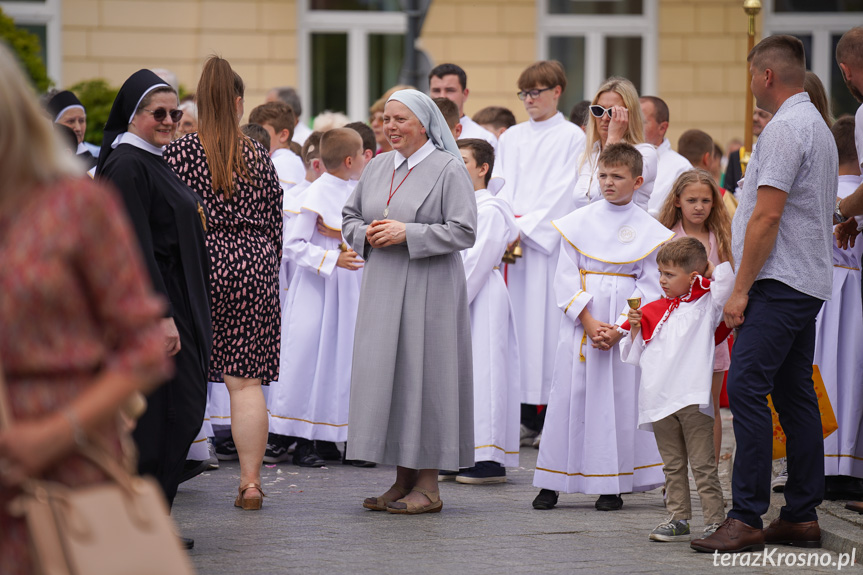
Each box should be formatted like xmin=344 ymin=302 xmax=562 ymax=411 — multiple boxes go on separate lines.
xmin=95 ymin=70 xmax=212 ymax=514
xmin=46 ymin=90 xmax=98 ymax=169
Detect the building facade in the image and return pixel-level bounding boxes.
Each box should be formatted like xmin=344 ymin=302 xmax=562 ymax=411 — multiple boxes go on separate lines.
xmin=2 ymin=0 xmax=859 ymax=148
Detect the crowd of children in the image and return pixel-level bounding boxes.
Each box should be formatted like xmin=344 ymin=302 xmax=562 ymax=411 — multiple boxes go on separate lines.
xmin=185 ymin=43 xmax=863 ymax=545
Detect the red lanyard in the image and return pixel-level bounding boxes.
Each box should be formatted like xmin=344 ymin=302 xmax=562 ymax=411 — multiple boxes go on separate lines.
xmin=387 ymin=167 xmax=413 ymax=209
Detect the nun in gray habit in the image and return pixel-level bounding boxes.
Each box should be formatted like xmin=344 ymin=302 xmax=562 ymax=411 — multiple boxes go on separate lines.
xmin=342 ymin=89 xmax=477 ymax=514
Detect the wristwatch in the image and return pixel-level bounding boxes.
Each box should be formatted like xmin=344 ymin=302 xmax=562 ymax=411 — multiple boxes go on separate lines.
xmin=835 ymin=198 xmax=848 ymax=225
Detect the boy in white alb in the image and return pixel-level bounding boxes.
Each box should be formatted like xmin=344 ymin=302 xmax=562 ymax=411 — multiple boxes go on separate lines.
xmin=250 ymin=103 xmax=309 ymax=315
xmin=451 ymin=138 xmax=521 ymax=484
xmin=266 ymin=128 xmax=367 ymax=467
xmin=249 ymin=102 xmax=306 ymax=193
xmin=532 ymin=143 xmax=671 ymax=512
xmin=493 ymin=60 xmax=586 ymax=441
xmin=619 ymin=237 xmax=733 ymax=542
xmin=815 ymin=117 xmax=863 ymax=497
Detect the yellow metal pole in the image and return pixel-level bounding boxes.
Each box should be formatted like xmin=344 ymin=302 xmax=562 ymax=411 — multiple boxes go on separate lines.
xmin=741 ymin=0 xmax=762 ymax=175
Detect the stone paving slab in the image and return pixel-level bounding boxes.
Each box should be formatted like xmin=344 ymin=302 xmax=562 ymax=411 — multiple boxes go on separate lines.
xmin=172 ymin=410 xmax=863 ymax=575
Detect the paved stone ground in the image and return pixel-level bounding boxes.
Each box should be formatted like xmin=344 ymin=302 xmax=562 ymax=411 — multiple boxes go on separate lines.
xmin=173 ymin=410 xmax=863 ymax=574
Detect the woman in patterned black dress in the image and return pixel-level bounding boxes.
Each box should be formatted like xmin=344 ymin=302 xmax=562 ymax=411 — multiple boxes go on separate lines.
xmin=165 ymin=56 xmax=282 ymax=510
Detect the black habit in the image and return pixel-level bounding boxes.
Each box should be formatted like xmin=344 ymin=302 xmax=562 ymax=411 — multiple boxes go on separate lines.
xmin=101 ymin=145 xmax=213 ymax=505
xmin=96 ymin=69 xmax=212 ymax=506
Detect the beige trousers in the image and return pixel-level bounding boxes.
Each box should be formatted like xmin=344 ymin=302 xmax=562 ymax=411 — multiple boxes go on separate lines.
xmin=652 ymin=404 xmax=725 ymax=524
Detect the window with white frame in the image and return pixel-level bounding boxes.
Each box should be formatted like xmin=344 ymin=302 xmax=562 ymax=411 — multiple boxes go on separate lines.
xmin=299 ymin=0 xmax=407 ymax=122
xmin=764 ymin=0 xmax=863 ymax=118
xmin=538 ymin=0 xmax=657 ymax=115
xmin=0 ymin=0 xmax=61 ymax=86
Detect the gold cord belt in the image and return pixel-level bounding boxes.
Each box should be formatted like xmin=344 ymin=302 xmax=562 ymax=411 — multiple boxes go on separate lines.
xmin=579 ymin=269 xmax=636 ymax=290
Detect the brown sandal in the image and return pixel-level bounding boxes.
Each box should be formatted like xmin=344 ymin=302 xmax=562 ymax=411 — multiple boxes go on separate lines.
xmin=235 ymin=483 xmax=265 ymax=510
xmin=386 ymin=487 xmax=443 ymax=514
xmin=363 ymin=483 xmax=409 ymax=511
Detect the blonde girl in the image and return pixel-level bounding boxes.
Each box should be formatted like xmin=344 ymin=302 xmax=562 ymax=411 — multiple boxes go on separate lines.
xmin=658 ymin=169 xmax=733 ymax=461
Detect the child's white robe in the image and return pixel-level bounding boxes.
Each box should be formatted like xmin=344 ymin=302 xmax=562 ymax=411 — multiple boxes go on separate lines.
xmin=268 ymin=173 xmax=363 ymax=442
xmin=272 ymin=148 xmax=306 ymax=193
xmin=461 ymin=188 xmax=521 ymax=467
xmin=572 ymin=142 xmax=658 ymax=212
xmin=534 ymin=199 xmax=672 ymax=494
xmin=459 ymin=115 xmax=498 ymax=151
xmin=279 ymin=179 xmax=312 ymax=313
xmin=619 ymin=263 xmax=735 ymax=431
xmin=815 ymin=174 xmax=863 ymax=477
xmin=493 ymin=112 xmax=586 ymax=405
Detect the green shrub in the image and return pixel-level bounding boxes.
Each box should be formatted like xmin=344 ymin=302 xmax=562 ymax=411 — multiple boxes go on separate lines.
xmin=0 ymin=7 xmax=51 ymax=92
xmin=68 ymin=79 xmax=119 ymax=147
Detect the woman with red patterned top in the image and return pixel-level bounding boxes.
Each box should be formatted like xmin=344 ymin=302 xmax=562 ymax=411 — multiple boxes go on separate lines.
xmin=0 ymin=44 xmax=171 ymax=574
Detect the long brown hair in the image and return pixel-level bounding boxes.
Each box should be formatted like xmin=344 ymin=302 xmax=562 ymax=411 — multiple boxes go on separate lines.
xmin=196 ymin=56 xmax=252 ymax=200
xmin=658 ymin=169 xmax=733 ymax=266
xmin=805 ymin=71 xmax=833 ymax=128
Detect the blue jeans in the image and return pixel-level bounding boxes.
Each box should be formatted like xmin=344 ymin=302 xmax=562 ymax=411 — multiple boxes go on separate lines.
xmin=726 ymin=279 xmax=825 ymax=528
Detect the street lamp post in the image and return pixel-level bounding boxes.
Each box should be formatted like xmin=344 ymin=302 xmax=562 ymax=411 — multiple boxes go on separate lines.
xmin=740 ymin=0 xmax=762 ymax=176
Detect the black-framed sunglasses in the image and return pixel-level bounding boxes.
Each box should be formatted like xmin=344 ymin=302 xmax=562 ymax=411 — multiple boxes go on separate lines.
xmin=142 ymin=107 xmax=184 ymax=123
xmin=517 ymin=87 xmax=554 ymax=101
xmin=589 ymin=105 xmax=614 ymax=119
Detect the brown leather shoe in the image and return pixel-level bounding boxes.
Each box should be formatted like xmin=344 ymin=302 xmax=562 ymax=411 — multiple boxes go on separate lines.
xmin=690 ymin=518 xmax=765 ymax=553
xmin=845 ymin=501 xmax=863 ymax=514
xmin=763 ymin=517 xmax=821 ymax=548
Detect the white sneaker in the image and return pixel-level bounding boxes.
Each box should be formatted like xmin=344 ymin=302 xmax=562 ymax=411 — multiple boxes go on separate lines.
xmin=771 ymin=459 xmax=788 ymax=493
xmin=703 ymin=523 xmax=721 ymax=538
xmin=520 ymin=424 xmax=538 ymax=447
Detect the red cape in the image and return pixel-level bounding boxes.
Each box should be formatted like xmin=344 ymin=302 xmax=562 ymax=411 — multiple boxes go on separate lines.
xmin=621 ymin=275 xmax=732 ymax=345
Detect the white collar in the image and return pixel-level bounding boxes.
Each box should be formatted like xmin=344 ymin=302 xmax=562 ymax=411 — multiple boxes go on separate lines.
xmin=657 ymin=138 xmax=671 ymax=154
xmin=271 ymin=147 xmax=295 ymax=159
xmin=393 ymin=138 xmax=435 ymax=170
xmin=112 ymin=132 xmax=164 ymax=156
xmin=76 ymin=142 xmax=89 ymax=155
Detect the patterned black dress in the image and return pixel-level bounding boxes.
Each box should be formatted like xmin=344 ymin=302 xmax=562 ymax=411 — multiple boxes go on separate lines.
xmin=165 ymin=134 xmax=283 ymax=383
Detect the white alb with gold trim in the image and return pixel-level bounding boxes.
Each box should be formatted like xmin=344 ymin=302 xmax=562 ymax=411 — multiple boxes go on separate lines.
xmin=533 ymin=199 xmax=672 ymax=495
xmin=493 ymin=111 xmax=586 ymax=405
xmin=815 ymin=174 xmax=863 ymax=478
xmin=268 ymin=172 xmax=363 ymax=442
xmin=461 ymin=188 xmax=521 ymax=467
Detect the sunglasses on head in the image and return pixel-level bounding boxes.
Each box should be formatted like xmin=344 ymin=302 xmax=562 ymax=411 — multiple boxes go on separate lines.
xmin=142 ymin=107 xmax=184 ymax=123
xmin=589 ymin=105 xmax=614 ymax=118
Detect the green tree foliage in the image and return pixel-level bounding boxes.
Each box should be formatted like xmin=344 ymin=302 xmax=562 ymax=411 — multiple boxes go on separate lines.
xmin=68 ymin=79 xmax=119 ymax=147
xmin=0 ymin=8 xmax=51 ymax=92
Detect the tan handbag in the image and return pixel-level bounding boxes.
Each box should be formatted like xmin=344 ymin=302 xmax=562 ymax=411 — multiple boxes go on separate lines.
xmin=0 ymin=367 xmax=196 ymax=575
